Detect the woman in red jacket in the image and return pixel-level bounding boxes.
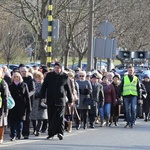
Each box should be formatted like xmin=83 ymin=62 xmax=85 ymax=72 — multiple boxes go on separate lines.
xmin=99 ymin=76 xmax=116 ymax=126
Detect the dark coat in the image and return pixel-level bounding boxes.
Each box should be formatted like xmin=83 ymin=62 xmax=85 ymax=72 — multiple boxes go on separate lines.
xmin=101 ymin=82 xmax=116 ymax=106
xmin=76 ymin=80 xmax=92 ymax=109
xmin=89 ymin=82 xmax=104 ymax=115
xmin=9 ymin=82 xmax=32 ymax=121
xmin=112 ymin=81 xmax=121 ymax=116
xmin=91 ymin=83 xmax=104 ymax=107
xmin=0 ymin=79 xmax=8 ymax=127
xmin=142 ymin=81 xmax=150 ymax=113
xmin=41 ymin=71 xmax=73 ymax=106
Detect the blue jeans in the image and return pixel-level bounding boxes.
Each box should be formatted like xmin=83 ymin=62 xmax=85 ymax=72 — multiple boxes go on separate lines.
xmin=124 ymin=96 xmax=137 ymax=124
xmin=10 ymin=120 xmax=23 ymax=138
xmin=99 ymin=103 xmax=111 ymax=119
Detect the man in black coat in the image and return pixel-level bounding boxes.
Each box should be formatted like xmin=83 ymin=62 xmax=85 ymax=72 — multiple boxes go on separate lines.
xmin=41 ymin=62 xmax=73 ymax=140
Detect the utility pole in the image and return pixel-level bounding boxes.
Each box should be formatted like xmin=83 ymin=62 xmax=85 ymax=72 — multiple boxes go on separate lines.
xmin=47 ymin=0 xmax=53 ymax=68
xmin=87 ymin=0 xmax=94 ymax=71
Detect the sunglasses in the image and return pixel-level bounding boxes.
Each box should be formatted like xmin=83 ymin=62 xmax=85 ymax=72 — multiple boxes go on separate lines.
xmin=79 ymin=75 xmax=84 ymax=77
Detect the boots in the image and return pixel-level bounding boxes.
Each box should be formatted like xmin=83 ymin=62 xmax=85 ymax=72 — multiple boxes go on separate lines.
xmin=144 ymin=113 xmax=148 ymax=122
xmin=109 ymin=116 xmax=113 ymax=126
xmin=106 ymin=118 xmax=109 ymax=126
xmin=67 ymin=121 xmax=72 ymax=133
xmin=114 ymin=116 xmax=118 ymax=126
xmin=100 ymin=119 xmax=104 ymax=127
xmin=0 ymin=127 xmax=4 ymax=144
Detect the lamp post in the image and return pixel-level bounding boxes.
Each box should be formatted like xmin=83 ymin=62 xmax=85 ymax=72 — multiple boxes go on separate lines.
xmin=47 ymin=0 xmax=53 ymax=68
xmin=87 ymin=0 xmax=94 ymax=71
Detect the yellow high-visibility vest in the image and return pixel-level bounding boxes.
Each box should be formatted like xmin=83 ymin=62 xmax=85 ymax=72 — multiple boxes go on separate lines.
xmin=123 ymin=75 xmax=138 ymax=96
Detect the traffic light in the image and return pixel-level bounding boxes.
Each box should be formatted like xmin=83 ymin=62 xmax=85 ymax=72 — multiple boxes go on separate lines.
xmin=134 ymin=51 xmax=149 ymax=59
xmin=119 ymin=51 xmax=133 ymax=59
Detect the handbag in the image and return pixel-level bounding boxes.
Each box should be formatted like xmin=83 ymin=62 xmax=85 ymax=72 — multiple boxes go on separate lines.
xmin=7 ymin=95 xmax=15 ymax=110
xmin=83 ymin=98 xmax=94 ymax=106
xmin=39 ymin=99 xmax=47 ymax=109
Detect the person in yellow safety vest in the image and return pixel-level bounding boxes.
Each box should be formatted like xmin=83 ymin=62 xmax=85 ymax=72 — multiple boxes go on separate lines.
xmin=118 ymin=66 xmax=141 ymax=128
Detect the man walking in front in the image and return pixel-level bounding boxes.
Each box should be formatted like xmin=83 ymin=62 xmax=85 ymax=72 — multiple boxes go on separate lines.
xmin=118 ymin=66 xmax=141 ymax=128
xmin=41 ymin=62 xmax=72 ymax=140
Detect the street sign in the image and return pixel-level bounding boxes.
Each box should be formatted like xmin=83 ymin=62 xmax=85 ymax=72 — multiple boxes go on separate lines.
xmin=98 ymin=20 xmax=115 ymax=37
xmin=94 ymin=38 xmax=117 ymax=59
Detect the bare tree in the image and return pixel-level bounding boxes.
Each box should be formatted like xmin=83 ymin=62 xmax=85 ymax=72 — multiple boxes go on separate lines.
xmin=0 ymin=16 xmax=28 ymax=65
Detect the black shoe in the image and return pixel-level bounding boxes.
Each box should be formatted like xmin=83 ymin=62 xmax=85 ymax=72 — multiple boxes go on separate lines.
xmin=76 ymin=124 xmax=81 ymax=130
xmin=47 ymin=135 xmax=54 ymax=139
xmin=124 ymin=123 xmax=129 ymax=128
xmin=89 ymin=125 xmax=95 ymax=128
xmin=83 ymin=124 xmax=87 ymax=129
xmin=24 ymin=136 xmax=29 ymax=139
xmin=10 ymin=137 xmax=16 ymax=141
xmin=17 ymin=134 xmax=21 ymax=139
xmin=41 ymin=130 xmax=46 ymax=133
xmin=35 ymin=132 xmax=40 ymax=136
xmin=57 ymin=134 xmax=63 ymax=140
xmin=130 ymin=124 xmax=133 ymax=128
xmin=109 ymin=123 xmax=112 ymax=127
xmin=144 ymin=118 xmax=148 ymax=122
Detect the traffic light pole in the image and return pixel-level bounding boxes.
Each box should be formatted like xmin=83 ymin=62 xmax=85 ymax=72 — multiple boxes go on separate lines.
xmin=47 ymin=0 xmax=53 ymax=68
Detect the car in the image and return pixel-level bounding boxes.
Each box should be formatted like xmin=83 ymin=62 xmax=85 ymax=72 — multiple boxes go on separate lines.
xmin=140 ymin=70 xmax=150 ymax=79
xmin=71 ymin=61 xmax=114 ymax=71
xmin=8 ymin=64 xmax=19 ymax=70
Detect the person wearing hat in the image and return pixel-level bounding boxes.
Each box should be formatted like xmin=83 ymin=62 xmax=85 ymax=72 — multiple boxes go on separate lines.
xmin=110 ymin=75 xmax=122 ymax=126
xmin=40 ymin=62 xmax=73 ymax=140
xmin=89 ymin=73 xmax=104 ymax=128
xmin=142 ymin=74 xmax=150 ymax=121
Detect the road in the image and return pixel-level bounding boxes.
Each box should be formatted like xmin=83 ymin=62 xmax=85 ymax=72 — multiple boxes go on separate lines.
xmin=0 ymin=119 xmax=150 ymax=150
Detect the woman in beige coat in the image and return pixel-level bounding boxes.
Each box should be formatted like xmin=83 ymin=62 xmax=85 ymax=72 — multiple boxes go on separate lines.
xmin=0 ymin=68 xmax=9 ymax=144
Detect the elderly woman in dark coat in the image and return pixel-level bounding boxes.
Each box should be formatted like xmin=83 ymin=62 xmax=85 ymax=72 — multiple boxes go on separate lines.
xmin=0 ymin=68 xmax=9 ymax=144
xmin=76 ymin=71 xmax=92 ymax=129
xmin=9 ymin=72 xmax=31 ymax=141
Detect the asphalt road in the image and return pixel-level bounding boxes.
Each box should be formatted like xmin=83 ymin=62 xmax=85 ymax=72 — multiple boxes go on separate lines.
xmin=0 ymin=119 xmax=150 ymax=150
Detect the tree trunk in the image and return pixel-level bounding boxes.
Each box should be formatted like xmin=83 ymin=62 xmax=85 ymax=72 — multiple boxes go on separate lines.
xmin=39 ymin=36 xmax=46 ymax=65
xmin=64 ymin=50 xmax=69 ymax=68
xmin=78 ymin=53 xmax=84 ymax=69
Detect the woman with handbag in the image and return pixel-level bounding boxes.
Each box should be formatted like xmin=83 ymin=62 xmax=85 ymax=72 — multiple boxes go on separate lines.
xmin=76 ymin=71 xmax=92 ymax=129
xmin=9 ymin=72 xmax=32 ymax=141
xmin=30 ymin=71 xmax=48 ymax=136
xmin=0 ymin=68 xmax=9 ymax=144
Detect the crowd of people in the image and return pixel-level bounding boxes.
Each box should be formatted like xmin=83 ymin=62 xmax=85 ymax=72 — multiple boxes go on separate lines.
xmin=0 ymin=62 xmax=150 ymax=144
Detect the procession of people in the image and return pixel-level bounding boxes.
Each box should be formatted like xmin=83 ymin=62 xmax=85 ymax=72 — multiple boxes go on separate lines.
xmin=0 ymin=62 xmax=150 ymax=144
